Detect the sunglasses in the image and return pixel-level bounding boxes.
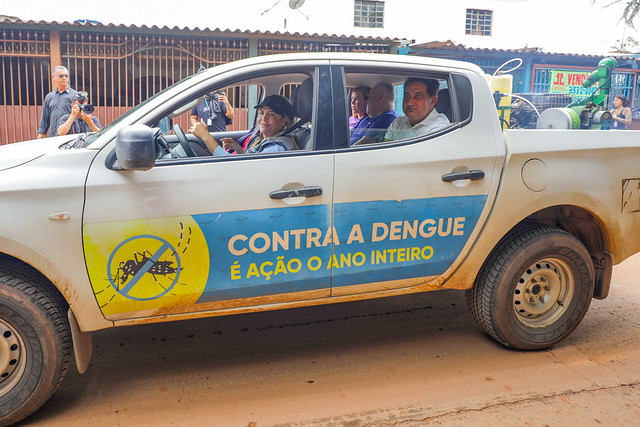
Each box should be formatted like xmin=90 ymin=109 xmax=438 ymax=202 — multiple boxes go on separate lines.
xmin=55 ymin=74 xmax=69 ymax=78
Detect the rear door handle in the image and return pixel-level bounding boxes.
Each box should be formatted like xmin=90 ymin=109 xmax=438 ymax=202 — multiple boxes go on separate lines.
xmin=269 ymin=186 xmax=323 ymax=200
xmin=441 ymin=170 xmax=485 ymax=183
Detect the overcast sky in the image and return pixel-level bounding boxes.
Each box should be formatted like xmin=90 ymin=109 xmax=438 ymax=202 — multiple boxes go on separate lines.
xmin=2 ymin=0 xmax=637 ymax=55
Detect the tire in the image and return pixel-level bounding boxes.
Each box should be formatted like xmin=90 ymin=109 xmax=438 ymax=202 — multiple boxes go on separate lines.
xmin=466 ymin=223 xmax=595 ymax=350
xmin=0 ymin=262 xmax=72 ymax=426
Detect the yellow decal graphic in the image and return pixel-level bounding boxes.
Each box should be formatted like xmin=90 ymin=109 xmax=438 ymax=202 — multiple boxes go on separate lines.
xmin=84 ymin=216 xmax=208 ymax=316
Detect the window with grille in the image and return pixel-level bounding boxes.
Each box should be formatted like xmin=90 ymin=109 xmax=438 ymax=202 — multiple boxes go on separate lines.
xmin=354 ymin=0 xmax=384 ymax=28
xmin=465 ymin=9 xmax=492 ymax=36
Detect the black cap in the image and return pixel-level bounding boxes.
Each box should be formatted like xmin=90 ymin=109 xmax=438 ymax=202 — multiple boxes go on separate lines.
xmin=255 ymin=95 xmax=294 ymax=121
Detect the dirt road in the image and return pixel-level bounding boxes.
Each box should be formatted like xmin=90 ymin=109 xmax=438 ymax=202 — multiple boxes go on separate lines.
xmin=22 ymin=254 xmax=640 ymax=426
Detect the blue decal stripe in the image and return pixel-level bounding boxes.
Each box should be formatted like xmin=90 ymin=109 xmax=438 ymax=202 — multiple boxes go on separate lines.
xmin=331 ymin=196 xmax=487 ymax=287
xmin=190 ymin=196 xmax=486 ymax=302
xmin=193 ymin=204 xmax=332 ymax=303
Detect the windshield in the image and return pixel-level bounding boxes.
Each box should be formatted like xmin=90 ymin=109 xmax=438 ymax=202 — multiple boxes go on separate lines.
xmin=79 ymin=73 xmax=198 ymax=147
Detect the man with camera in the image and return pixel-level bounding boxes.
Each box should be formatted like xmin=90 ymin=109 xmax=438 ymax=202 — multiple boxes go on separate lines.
xmin=190 ymin=90 xmax=234 ymax=132
xmin=57 ymin=91 xmax=102 ymax=135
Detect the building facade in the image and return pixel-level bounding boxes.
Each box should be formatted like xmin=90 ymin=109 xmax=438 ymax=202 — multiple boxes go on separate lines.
xmin=0 ymin=18 xmax=401 ymax=144
xmin=410 ymin=40 xmax=640 ymax=108
xmin=2 ymin=0 xmax=639 ymax=143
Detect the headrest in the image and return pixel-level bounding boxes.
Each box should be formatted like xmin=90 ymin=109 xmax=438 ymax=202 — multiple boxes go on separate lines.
xmin=435 ymin=88 xmax=452 ymax=122
xmin=291 ymin=78 xmax=313 ymax=118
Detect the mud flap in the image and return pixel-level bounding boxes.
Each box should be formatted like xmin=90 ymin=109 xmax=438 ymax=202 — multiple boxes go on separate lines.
xmin=68 ymin=309 xmax=93 ymax=374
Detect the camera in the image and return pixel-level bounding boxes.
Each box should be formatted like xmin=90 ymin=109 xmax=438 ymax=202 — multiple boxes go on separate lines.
xmin=78 ymin=103 xmax=95 ymax=114
xmin=208 ymin=90 xmax=224 ymax=101
xmin=74 ymin=91 xmax=94 ymax=114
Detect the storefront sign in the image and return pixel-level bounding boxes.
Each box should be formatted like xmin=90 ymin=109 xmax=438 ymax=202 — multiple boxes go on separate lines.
xmin=550 ymin=70 xmax=597 ymax=99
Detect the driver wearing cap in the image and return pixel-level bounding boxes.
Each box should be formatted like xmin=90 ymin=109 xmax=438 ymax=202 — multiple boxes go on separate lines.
xmin=190 ymin=94 xmax=298 ymax=155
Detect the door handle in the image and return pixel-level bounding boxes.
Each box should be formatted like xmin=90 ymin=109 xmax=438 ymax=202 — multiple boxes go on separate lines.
xmin=269 ymin=186 xmax=323 ymax=200
xmin=441 ymin=170 xmax=485 ymax=183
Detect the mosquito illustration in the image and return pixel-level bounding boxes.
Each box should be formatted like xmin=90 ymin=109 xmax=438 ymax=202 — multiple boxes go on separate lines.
xmin=112 ymin=250 xmax=178 ymax=289
xmin=96 ymin=222 xmax=194 ymax=308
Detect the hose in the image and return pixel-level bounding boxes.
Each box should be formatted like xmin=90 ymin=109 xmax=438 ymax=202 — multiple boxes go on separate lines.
xmin=492 ymin=58 xmax=523 ymax=76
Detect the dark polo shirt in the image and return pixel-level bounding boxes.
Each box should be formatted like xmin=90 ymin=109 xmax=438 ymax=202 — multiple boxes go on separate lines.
xmin=38 ymin=87 xmax=77 ymax=137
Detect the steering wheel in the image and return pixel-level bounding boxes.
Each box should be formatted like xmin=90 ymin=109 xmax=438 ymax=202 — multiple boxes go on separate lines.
xmin=173 ymin=124 xmax=197 ymax=157
xmin=155 ymin=131 xmax=172 ymax=157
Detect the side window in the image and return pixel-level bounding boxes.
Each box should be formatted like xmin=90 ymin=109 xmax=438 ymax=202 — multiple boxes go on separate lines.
xmin=153 ymin=68 xmax=317 ymax=161
xmin=344 ymin=69 xmax=471 ymax=149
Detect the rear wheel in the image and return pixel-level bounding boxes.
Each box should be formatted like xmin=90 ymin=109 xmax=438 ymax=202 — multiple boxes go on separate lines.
xmin=466 ymin=224 xmax=595 ymax=350
xmin=0 ymin=262 xmax=72 ymax=425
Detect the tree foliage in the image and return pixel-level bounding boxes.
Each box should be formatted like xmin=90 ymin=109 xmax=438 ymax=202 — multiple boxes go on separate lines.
xmin=620 ymin=0 xmax=640 ymax=26
xmin=612 ymin=36 xmax=639 ymax=51
xmin=594 ymin=0 xmax=640 ymax=27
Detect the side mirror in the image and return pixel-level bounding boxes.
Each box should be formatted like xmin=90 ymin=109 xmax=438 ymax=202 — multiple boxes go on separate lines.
xmin=115 ymin=124 xmax=155 ymax=170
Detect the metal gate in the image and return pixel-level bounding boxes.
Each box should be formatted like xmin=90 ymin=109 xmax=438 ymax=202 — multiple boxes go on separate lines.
xmin=0 ymin=23 xmax=397 ymax=145
xmin=0 ymin=29 xmax=252 ymax=144
xmin=0 ymin=28 xmax=51 ymax=143
xmin=62 ymin=32 xmax=250 ymax=135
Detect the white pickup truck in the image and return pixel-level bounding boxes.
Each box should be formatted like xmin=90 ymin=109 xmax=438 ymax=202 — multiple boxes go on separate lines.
xmin=2 ymin=52 xmax=639 ymax=424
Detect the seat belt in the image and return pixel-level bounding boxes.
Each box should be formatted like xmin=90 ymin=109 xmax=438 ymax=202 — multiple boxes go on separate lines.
xmin=282 ymin=113 xmax=312 ymax=136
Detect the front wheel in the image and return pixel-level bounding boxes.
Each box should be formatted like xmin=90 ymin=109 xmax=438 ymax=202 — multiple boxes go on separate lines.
xmin=0 ymin=262 xmax=72 ymax=425
xmin=466 ymin=224 xmax=595 ymax=350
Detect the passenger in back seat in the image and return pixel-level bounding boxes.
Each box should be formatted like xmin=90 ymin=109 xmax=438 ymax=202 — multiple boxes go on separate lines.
xmin=350 ymin=83 xmax=398 ymax=146
xmin=384 ymin=78 xmax=450 ymax=141
xmin=349 ymin=85 xmax=370 ymax=128
xmin=190 ymin=95 xmax=298 ymax=155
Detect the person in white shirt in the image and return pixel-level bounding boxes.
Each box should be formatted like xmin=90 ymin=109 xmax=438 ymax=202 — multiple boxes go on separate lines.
xmin=384 ymin=77 xmax=450 ymax=141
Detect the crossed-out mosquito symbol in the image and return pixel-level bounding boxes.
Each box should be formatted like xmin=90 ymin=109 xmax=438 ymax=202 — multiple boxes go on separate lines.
xmin=107 ymin=235 xmax=181 ymax=301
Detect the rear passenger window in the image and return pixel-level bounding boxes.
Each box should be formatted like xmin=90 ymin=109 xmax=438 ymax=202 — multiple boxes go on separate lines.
xmin=343 ymin=69 xmax=472 ymax=148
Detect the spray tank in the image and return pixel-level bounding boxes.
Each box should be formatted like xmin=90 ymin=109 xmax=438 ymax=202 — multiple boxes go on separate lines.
xmin=488 ymin=59 xmax=543 ymax=130
xmin=487 ymin=59 xmax=519 ymax=129
xmin=536 ymin=57 xmax=616 ymax=129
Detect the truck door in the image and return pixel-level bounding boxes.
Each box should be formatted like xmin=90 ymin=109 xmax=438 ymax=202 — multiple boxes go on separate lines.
xmin=82 ymin=65 xmax=336 ymax=321
xmin=330 ymin=65 xmax=503 ymax=295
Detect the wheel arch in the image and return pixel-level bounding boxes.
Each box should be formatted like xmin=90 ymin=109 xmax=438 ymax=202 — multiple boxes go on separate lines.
xmin=519 ymin=204 xmax=612 ymax=299
xmin=0 ymin=253 xmax=69 ymax=311
xmin=0 ymin=253 xmax=93 ymax=374
xmin=465 ymin=219 xmax=597 ymax=349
